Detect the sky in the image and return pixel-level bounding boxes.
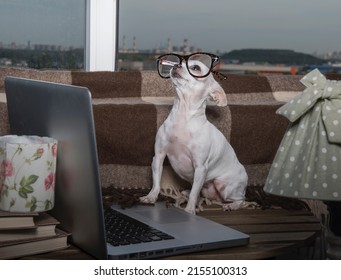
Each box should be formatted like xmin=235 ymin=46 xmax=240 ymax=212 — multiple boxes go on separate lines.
xmin=0 ymin=0 xmax=85 ymax=48
xmin=0 ymin=0 xmax=341 ymax=54
xmin=119 ymin=0 xmax=341 ymax=54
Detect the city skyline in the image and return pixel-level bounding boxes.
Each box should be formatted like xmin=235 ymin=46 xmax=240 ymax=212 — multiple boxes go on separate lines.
xmin=117 ymin=35 xmax=341 ymax=59
xmin=2 ymin=37 xmax=341 ymax=61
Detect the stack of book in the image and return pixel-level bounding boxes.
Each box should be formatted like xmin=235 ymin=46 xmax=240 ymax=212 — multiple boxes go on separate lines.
xmin=0 ymin=210 xmax=69 ymax=259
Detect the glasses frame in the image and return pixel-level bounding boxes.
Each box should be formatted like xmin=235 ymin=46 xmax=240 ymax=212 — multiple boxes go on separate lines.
xmin=156 ymin=52 xmax=221 ymax=79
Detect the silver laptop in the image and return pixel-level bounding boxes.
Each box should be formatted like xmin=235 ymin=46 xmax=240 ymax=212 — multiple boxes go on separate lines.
xmin=4 ymin=76 xmax=249 ymax=259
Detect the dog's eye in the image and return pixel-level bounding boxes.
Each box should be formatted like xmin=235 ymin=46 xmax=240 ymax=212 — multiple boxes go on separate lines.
xmin=190 ymin=65 xmax=201 ymax=72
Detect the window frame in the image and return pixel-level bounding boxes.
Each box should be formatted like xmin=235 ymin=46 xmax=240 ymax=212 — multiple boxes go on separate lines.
xmin=85 ymin=0 xmax=119 ymax=71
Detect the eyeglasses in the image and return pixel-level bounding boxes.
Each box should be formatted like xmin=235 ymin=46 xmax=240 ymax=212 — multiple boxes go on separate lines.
xmin=156 ymin=52 xmax=226 ymax=80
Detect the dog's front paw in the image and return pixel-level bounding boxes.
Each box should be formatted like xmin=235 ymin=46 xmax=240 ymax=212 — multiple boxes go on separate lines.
xmin=140 ymin=195 xmax=158 ymax=204
xmin=184 ymin=204 xmax=197 ymax=215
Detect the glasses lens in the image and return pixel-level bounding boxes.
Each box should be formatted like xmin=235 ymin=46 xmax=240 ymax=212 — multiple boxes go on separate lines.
xmin=187 ymin=53 xmax=213 ymax=77
xmin=157 ymin=54 xmax=180 ymax=78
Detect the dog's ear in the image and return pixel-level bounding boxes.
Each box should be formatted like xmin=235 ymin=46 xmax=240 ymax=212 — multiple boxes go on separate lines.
xmin=209 ymin=82 xmax=227 ymax=106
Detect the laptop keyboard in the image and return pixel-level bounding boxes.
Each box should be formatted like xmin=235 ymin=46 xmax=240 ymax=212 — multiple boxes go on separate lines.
xmin=104 ymin=208 xmax=175 ymax=247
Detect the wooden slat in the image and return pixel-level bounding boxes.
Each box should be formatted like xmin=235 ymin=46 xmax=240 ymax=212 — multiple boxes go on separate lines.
xmin=165 ymin=243 xmax=299 ymax=260
xmin=250 ymin=232 xmax=317 ymax=244
xmin=199 ymin=208 xmax=315 ymax=217
xmin=203 ymin=214 xmax=319 ymax=226
xmin=21 ymin=245 xmax=95 ymax=260
xmin=229 ymin=222 xmax=321 ymax=234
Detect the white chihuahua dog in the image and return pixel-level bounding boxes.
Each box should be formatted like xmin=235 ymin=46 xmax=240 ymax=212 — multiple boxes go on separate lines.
xmin=140 ymin=55 xmax=248 ymax=214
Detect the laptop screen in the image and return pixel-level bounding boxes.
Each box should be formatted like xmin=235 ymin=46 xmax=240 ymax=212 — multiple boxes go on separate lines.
xmin=5 ymin=77 xmax=108 ymax=259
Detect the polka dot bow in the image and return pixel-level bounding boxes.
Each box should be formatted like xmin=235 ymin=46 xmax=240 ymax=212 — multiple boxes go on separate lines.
xmin=277 ymin=68 xmax=341 ymax=144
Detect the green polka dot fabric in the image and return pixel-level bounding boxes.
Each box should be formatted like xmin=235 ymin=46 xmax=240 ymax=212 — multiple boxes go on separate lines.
xmin=264 ymin=69 xmax=341 ymax=201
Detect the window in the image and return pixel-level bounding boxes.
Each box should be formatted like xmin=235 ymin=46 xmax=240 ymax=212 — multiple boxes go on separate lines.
xmin=0 ymin=0 xmax=86 ymax=70
xmin=0 ymin=0 xmax=119 ymax=71
xmin=2 ymin=0 xmax=340 ymax=73
xmin=118 ymin=0 xmax=341 ymax=74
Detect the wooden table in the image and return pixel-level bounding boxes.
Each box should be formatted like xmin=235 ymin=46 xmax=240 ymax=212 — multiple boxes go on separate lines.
xmin=22 ymin=205 xmax=321 ymax=260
